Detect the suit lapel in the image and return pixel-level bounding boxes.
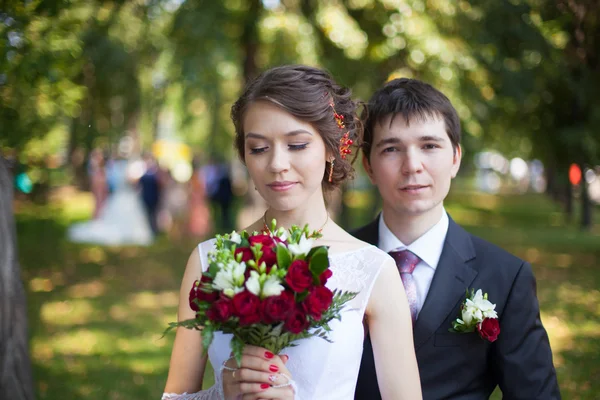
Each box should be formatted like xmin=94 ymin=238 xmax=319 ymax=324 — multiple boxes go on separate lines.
xmin=412 ymin=217 xmax=478 ymax=350
xmin=352 ymin=216 xmax=380 ymax=246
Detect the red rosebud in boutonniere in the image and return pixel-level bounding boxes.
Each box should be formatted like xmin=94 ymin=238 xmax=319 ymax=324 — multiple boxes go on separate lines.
xmin=450 ymin=288 xmax=500 ymax=343
xmin=477 ymin=317 xmax=500 ymax=342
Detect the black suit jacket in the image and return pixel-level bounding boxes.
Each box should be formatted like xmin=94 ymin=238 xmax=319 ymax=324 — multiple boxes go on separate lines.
xmin=353 ymin=215 xmax=561 ymax=400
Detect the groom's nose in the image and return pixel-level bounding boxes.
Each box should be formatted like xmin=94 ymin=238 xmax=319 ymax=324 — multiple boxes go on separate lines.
xmin=401 ymin=148 xmax=423 ymax=175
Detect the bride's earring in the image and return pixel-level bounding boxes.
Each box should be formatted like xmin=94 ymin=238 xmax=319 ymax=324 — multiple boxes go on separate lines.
xmin=328 ymin=159 xmax=335 ymax=183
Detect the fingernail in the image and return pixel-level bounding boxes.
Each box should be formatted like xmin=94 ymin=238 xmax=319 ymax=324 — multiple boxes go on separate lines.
xmin=264 ymin=351 xmax=274 ymax=359
xmin=282 ymin=354 xmax=289 ymax=363
xmin=269 ymin=364 xmax=279 ymax=372
xmin=261 ymin=383 xmax=270 ymax=390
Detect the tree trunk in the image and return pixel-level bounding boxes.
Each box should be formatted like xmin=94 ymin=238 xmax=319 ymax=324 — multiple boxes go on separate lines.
xmin=0 ymin=156 xmax=35 ymax=400
xmin=581 ymin=165 xmax=592 ymax=230
xmin=565 ymin=174 xmax=573 ymax=221
xmin=241 ymin=0 xmax=261 ymax=83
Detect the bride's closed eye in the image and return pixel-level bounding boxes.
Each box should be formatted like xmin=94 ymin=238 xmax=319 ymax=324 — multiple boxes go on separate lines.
xmin=249 ymin=146 xmax=268 ymax=155
xmin=248 ymin=143 xmax=309 ymax=155
xmin=289 ymin=143 xmax=309 ymax=151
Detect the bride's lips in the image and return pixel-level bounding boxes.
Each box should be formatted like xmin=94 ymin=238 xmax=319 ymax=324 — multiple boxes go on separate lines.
xmin=267 ymin=181 xmax=297 ymax=192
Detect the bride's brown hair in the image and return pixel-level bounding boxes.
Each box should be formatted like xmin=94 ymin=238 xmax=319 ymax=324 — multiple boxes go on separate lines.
xmin=231 ymin=65 xmax=362 ymax=190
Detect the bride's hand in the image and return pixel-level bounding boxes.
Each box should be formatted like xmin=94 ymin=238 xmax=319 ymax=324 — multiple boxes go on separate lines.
xmin=221 ymin=345 xmax=295 ymax=400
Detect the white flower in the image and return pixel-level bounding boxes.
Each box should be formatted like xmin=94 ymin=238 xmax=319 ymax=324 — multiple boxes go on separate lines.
xmin=230 ymin=231 xmax=241 ymax=244
xmin=245 ymin=271 xmax=261 ymax=296
xmin=262 ymin=275 xmax=284 ymax=298
xmin=468 ymin=289 xmax=498 ymax=318
xmin=461 ymin=304 xmax=476 ymax=325
xmin=231 ymin=261 xmax=247 ymax=284
xmin=462 ymin=289 xmax=498 ymax=325
xmin=213 ymin=269 xmax=235 ymax=292
xmin=276 ymin=230 xmax=288 ymax=242
xmin=213 ymin=261 xmax=247 ymax=295
xmin=288 ymin=234 xmax=314 ymax=255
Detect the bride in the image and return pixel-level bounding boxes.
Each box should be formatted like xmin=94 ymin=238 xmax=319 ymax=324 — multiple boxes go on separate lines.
xmin=162 ymin=65 xmax=422 ymax=399
xmin=68 ymin=139 xmax=154 ymax=246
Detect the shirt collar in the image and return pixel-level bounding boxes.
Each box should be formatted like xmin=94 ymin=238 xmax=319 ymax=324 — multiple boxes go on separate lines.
xmin=378 ymin=210 xmax=449 ymax=270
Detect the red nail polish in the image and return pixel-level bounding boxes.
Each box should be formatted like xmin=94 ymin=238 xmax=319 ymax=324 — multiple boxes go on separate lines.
xmin=264 ymin=351 xmax=274 ymax=359
xmin=261 ymin=383 xmax=270 ymax=390
xmin=269 ymin=364 xmax=279 ymax=372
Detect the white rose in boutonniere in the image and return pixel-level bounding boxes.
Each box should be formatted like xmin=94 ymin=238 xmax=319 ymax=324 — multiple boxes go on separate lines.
xmin=450 ymin=289 xmax=500 ymax=342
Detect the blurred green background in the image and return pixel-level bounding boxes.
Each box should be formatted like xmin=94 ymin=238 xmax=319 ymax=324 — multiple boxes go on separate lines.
xmin=2 ymin=0 xmax=600 ymax=399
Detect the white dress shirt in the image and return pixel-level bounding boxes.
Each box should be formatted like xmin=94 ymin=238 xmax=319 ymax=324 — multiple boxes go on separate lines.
xmin=378 ymin=211 xmax=449 ymax=319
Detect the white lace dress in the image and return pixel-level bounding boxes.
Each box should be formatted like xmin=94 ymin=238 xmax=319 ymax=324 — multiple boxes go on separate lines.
xmin=165 ymin=239 xmax=391 ymax=400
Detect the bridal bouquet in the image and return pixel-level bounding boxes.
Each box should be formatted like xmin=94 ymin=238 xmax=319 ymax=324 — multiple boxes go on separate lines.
xmin=165 ymin=220 xmax=356 ymax=363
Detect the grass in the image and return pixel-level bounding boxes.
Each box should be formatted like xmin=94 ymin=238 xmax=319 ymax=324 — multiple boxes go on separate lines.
xmin=16 ymin=187 xmax=600 ymax=399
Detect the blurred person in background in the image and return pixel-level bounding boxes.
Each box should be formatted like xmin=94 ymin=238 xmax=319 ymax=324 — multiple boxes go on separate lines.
xmin=68 ymin=137 xmax=153 ymax=246
xmin=88 ymin=147 xmax=109 ymax=218
xmin=139 ymin=152 xmax=162 ymax=236
xmin=202 ymin=156 xmax=234 ymax=232
xmin=187 ymin=155 xmax=211 ymax=238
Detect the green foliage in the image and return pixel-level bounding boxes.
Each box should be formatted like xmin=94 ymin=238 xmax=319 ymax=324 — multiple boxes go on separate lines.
xmin=1 ymin=0 xmax=598 ymax=177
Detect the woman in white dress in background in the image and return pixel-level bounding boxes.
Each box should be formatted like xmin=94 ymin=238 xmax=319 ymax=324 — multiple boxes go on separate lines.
xmin=162 ymin=65 xmax=422 ymax=400
xmin=68 ymin=139 xmax=153 ymax=246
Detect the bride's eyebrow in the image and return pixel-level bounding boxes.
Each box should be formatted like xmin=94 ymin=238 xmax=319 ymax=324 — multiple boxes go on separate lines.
xmin=245 ymin=130 xmax=313 ymax=139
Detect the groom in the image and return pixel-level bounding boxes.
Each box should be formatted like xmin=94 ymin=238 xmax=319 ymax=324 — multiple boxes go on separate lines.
xmin=353 ymin=78 xmax=561 ymax=399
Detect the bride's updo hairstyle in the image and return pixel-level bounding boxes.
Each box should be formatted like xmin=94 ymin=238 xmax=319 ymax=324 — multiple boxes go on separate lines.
xmin=231 ymin=64 xmax=362 ymax=191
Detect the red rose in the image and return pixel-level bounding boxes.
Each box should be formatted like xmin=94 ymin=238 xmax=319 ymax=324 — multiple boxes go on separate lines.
xmin=249 ymin=234 xmax=276 ymax=249
xmin=302 ymin=286 xmax=333 ymax=320
xmin=189 ymin=277 xmax=218 ymax=311
xmin=206 ymin=298 xmax=234 ymax=322
xmin=285 ymin=260 xmax=313 ymax=293
xmin=477 ymin=318 xmax=500 ymax=342
xmin=262 ymin=291 xmax=295 ymax=324
xmin=240 ymin=312 xmax=262 ymax=326
xmin=319 ymin=269 xmax=333 ymax=285
xmin=232 ymin=291 xmax=261 ymax=325
xmin=284 ymin=306 xmax=310 ymax=334
xmin=235 ymin=247 xmax=254 ymax=262
xmin=259 ymin=246 xmax=278 ymax=270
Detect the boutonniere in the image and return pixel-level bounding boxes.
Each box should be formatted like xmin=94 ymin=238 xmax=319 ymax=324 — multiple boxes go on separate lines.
xmin=449 ymin=289 xmax=500 ymax=342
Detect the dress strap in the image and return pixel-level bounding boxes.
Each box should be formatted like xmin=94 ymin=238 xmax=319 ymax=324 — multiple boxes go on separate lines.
xmin=197 ymin=239 xmax=216 ymax=273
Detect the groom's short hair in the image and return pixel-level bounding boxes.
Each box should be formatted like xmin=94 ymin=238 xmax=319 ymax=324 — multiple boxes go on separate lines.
xmin=362 ymin=78 xmax=461 ymax=160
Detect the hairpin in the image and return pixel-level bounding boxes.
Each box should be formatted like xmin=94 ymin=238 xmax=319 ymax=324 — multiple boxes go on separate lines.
xmin=330 ymin=101 xmax=353 ymax=159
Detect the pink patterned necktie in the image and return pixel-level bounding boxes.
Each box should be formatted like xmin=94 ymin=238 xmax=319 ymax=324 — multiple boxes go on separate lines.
xmin=389 ymin=250 xmax=420 ymax=323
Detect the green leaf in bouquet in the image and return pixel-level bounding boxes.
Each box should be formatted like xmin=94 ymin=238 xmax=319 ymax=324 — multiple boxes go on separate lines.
xmin=231 ymin=336 xmax=246 ymax=366
xmin=208 ymin=262 xmax=220 ymax=277
xmin=201 ymin=323 xmax=215 ymax=352
xmin=276 ymin=245 xmax=292 ymax=269
xmin=308 ymin=246 xmax=329 ymax=277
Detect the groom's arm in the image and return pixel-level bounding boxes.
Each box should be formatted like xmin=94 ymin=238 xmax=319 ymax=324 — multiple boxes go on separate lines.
xmin=493 ymin=261 xmax=561 ymax=399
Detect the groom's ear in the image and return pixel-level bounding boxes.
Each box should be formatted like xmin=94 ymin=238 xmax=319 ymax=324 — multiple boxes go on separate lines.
xmin=362 ymin=154 xmax=376 ymax=184
xmin=450 ymin=144 xmax=462 ymax=179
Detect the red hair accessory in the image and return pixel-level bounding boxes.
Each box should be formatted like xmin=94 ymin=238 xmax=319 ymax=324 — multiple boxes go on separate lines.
xmin=329 ymin=101 xmax=353 ymax=159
